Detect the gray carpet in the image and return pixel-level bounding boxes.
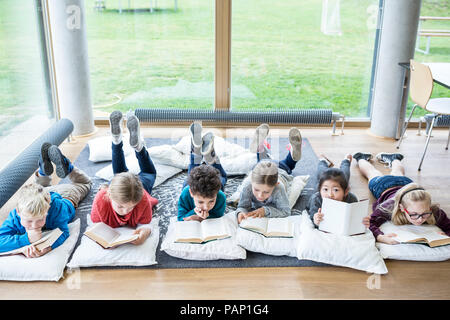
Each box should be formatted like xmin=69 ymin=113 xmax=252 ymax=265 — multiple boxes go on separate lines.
xmin=62 ymin=136 xmax=330 ymax=269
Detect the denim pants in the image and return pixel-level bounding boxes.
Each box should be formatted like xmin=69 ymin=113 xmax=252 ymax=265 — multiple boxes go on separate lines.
xmin=316 ymin=159 xmax=351 ymax=183
xmin=182 ymin=152 xmax=227 ymax=191
xmin=257 ymin=151 xmax=297 ymax=175
xmin=112 ymin=142 xmax=157 ymax=194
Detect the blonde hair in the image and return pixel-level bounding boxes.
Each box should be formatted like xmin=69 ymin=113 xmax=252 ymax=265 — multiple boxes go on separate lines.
xmin=16 ymin=183 xmax=51 ymax=217
xmin=107 ymin=172 xmax=144 ymax=204
xmin=251 ymin=160 xmax=278 ymax=187
xmin=387 ymin=183 xmax=437 ymax=225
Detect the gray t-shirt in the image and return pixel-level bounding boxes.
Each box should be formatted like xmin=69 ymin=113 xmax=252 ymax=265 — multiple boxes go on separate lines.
xmin=236 ymin=177 xmax=291 ymax=218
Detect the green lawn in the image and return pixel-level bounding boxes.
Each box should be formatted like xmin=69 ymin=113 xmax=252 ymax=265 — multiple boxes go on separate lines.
xmin=0 ymin=0 xmax=448 ymax=135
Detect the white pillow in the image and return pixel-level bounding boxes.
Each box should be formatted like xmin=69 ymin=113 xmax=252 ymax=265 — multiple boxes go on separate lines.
xmin=160 ymin=213 xmax=246 ymax=260
xmin=296 ymin=212 xmax=388 ymax=274
xmin=236 ymin=215 xmax=302 ymax=257
xmin=67 ymin=216 xmax=160 ymax=268
xmin=0 ymin=219 xmax=81 ymax=282
xmin=376 ymin=221 xmax=450 ymax=261
xmin=95 ymin=157 xmax=182 ymax=187
xmin=88 ymin=135 xmax=134 ymax=162
xmin=228 ymin=175 xmax=309 ymax=209
xmin=172 ymin=135 xmax=257 ymax=176
xmin=147 ymin=144 xmax=189 ymax=169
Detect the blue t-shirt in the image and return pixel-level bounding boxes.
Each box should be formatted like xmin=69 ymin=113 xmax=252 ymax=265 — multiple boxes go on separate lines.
xmin=177 ymin=186 xmax=226 ymax=221
xmin=0 ymin=192 xmax=75 ymax=253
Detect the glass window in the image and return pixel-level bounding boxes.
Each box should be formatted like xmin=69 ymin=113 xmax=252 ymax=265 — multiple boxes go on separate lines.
xmin=85 ymin=0 xmax=214 ymax=116
xmin=0 ymin=0 xmax=55 ymax=170
xmin=231 ymin=0 xmax=378 ymax=118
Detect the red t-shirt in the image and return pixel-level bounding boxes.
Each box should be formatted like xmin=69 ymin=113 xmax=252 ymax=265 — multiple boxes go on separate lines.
xmin=91 ymin=188 xmax=158 ymax=228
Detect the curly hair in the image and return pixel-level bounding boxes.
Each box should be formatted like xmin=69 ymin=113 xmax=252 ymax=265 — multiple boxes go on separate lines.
xmin=187 ymin=165 xmax=222 ymax=198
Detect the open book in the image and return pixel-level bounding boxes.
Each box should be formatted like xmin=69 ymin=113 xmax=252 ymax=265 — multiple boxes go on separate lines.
xmin=175 ymin=217 xmax=231 ymax=244
xmin=319 ymin=198 xmax=369 ymax=236
xmin=84 ymin=222 xmax=139 ymax=249
xmin=239 ymin=217 xmax=293 ymax=238
xmin=0 ymin=228 xmax=63 ymax=257
xmin=380 ymin=222 xmax=450 ymax=248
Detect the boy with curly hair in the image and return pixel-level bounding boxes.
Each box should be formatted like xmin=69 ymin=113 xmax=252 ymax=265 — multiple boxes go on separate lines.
xmin=177 ymin=122 xmax=227 ymax=221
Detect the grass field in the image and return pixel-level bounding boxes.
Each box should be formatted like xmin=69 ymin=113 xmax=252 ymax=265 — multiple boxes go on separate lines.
xmin=0 ymin=0 xmax=448 ymax=137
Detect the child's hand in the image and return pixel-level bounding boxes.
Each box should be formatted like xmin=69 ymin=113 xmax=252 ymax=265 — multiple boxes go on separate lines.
xmin=376 ymin=233 xmax=399 ymax=245
xmin=21 ymin=245 xmax=51 ymax=258
xmin=194 ymin=207 xmax=209 ymax=220
xmin=246 ymin=208 xmax=265 ymax=219
xmin=362 ymin=216 xmax=370 ymax=228
xmin=184 ymin=215 xmax=204 ymax=222
xmin=313 ymin=208 xmax=324 ymax=226
xmin=131 ymin=227 xmax=151 ymax=245
xmin=237 ymin=212 xmax=246 ymax=224
xmin=27 ymin=229 xmax=43 ymax=243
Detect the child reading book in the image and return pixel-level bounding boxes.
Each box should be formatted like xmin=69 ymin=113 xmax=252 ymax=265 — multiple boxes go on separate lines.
xmin=306 ymin=154 xmax=370 ymax=229
xmin=178 ymin=122 xmax=227 ymax=222
xmin=90 ymin=111 xmax=158 ymax=245
xmin=236 ymin=124 xmax=302 ymax=224
xmin=354 ymin=151 xmax=450 ymax=244
xmin=0 ymin=143 xmax=92 ymax=258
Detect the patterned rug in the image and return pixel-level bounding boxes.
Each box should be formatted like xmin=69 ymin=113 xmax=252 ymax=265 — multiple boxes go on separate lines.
xmin=63 ymin=136 xmax=330 ymax=268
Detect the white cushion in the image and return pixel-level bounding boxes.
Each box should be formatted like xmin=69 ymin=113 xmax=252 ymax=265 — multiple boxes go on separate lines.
xmin=236 ymin=215 xmax=302 ymax=257
xmin=67 ymin=216 xmax=160 ymax=268
xmin=95 ymin=157 xmax=182 ymax=187
xmin=376 ymin=221 xmax=450 ymax=261
xmin=172 ymin=135 xmax=257 ymax=175
xmin=160 ymin=213 xmax=246 ymax=260
xmin=296 ymin=212 xmax=388 ymax=274
xmin=0 ymin=219 xmax=81 ymax=282
xmin=87 ymin=135 xmax=134 ymax=162
xmin=147 ymin=144 xmax=189 ymax=169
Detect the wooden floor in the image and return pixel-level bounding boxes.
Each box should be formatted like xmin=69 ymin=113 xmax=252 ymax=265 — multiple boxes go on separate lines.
xmin=1 ymin=125 xmax=450 ymax=300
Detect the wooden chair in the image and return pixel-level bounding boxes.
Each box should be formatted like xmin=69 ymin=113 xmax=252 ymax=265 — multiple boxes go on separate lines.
xmin=396 ymin=59 xmax=450 ymax=171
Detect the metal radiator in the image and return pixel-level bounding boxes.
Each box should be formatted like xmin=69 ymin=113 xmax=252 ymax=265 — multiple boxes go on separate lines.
xmin=0 ymin=118 xmax=74 ymax=209
xmin=135 ymin=108 xmax=345 ymax=134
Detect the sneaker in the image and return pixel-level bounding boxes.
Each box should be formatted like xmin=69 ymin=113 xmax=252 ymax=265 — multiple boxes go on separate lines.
xmin=39 ymin=142 xmax=53 ymax=176
xmin=288 ymin=127 xmax=302 ymax=161
xmin=250 ymin=123 xmax=270 ymax=153
xmin=48 ymin=145 xmax=72 ymax=178
xmin=319 ymin=154 xmax=334 ymax=168
xmin=126 ymin=112 xmax=144 ymax=151
xmin=376 ymin=152 xmax=404 ymax=167
xmin=201 ymin=132 xmax=217 ymax=164
xmin=189 ymin=121 xmax=202 ymax=155
xmin=109 ymin=110 xmax=123 ymax=137
xmin=353 ymin=152 xmax=373 ymax=162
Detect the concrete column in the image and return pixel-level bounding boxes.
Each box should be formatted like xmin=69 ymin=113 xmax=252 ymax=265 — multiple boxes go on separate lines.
xmin=46 ymin=0 xmax=95 ymax=136
xmin=369 ymin=0 xmax=421 ymax=139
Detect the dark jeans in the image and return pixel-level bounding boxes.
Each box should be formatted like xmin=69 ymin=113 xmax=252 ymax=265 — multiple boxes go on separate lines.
xmin=316 ymin=159 xmax=350 ymax=182
xmin=182 ymin=152 xmax=227 ymax=191
xmin=112 ymin=142 xmax=157 ymax=194
xmin=257 ymin=151 xmax=297 ymax=175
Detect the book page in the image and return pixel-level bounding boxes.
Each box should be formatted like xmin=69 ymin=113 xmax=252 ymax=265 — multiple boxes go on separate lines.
xmin=319 ymin=198 xmax=349 ymax=235
xmin=201 ymin=217 xmax=230 ymax=241
xmin=175 ymin=220 xmax=203 ymax=242
xmin=111 ymin=227 xmax=140 ymax=246
xmin=381 ymin=223 xmax=450 ymax=244
xmin=266 ymin=218 xmax=293 ymax=237
xmin=347 ymin=199 xmax=369 ymax=236
xmin=85 ymin=222 xmax=120 ymax=245
xmin=240 ymin=217 xmax=269 ymax=234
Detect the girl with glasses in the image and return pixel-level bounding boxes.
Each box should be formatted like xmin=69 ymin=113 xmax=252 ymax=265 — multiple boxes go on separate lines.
xmin=353 ymin=151 xmax=450 ymax=245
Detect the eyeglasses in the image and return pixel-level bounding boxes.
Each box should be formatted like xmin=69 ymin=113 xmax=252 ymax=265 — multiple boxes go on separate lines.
xmin=403 ymin=208 xmax=432 ymax=220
